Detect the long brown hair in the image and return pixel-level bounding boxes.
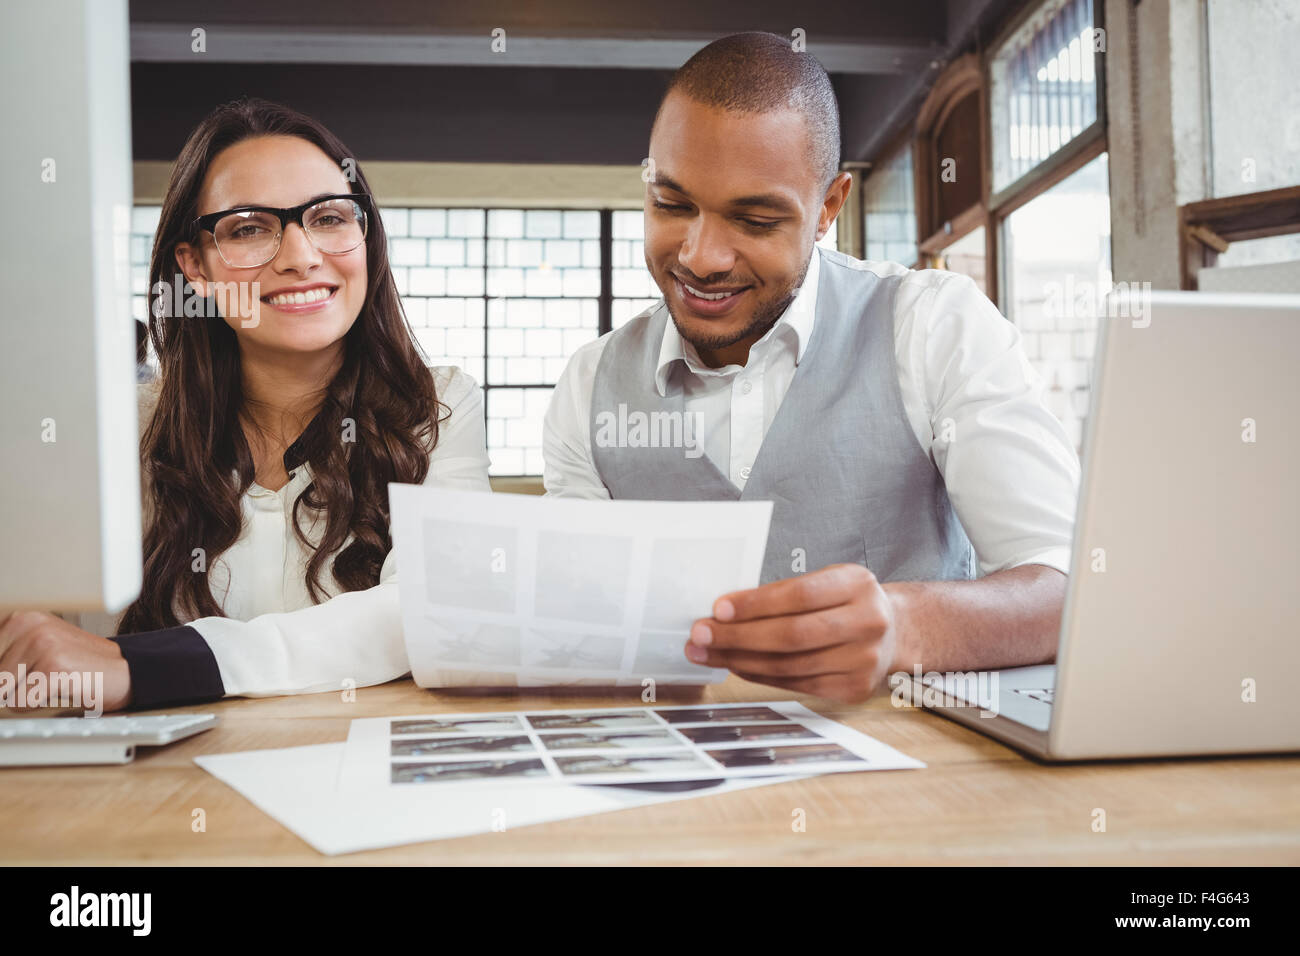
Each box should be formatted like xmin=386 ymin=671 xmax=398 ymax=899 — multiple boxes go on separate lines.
xmin=118 ymin=98 xmax=442 ymax=633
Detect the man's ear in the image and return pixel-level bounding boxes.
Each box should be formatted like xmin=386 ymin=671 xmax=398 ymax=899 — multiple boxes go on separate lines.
xmin=174 ymin=241 xmax=210 ymax=297
xmin=816 ymin=171 xmax=854 ymax=241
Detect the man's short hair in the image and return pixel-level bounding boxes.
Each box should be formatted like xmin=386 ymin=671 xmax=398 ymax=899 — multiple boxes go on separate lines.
xmin=656 ymin=31 xmax=842 ymax=189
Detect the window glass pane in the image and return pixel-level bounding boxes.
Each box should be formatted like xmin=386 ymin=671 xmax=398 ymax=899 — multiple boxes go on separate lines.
xmin=864 ymin=146 xmax=916 ymax=263
xmin=380 ymin=208 xmax=408 ymax=238
xmin=1001 ymin=153 xmax=1110 ymax=451
xmin=446 ymin=208 xmax=485 ymax=238
xmin=389 ymin=207 xmax=608 ymax=474
xmin=524 ymin=210 xmax=563 ymax=239
xmin=609 ymin=211 xmax=663 ymax=329
xmin=935 ymin=226 xmax=987 ymax=295
xmin=487 ymin=209 xmax=524 ymax=237
xmin=612 ymin=210 xmax=643 ymax=239
xmin=563 ymin=210 xmax=601 ymax=238
xmin=483 ymin=299 xmax=597 ymax=385
xmin=613 ymin=298 xmax=660 ymax=330
xmin=409 ymin=208 xmax=447 ymax=237
xmin=486 ymin=386 xmax=552 ymax=476
xmin=990 ymin=0 xmax=1100 ymax=192
xmin=129 ymin=206 xmax=162 ymax=356
xmin=544 ymin=239 xmax=583 ymax=267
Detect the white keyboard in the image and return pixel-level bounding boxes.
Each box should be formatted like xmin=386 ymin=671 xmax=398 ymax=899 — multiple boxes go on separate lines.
xmin=0 ymin=714 xmax=219 ymax=766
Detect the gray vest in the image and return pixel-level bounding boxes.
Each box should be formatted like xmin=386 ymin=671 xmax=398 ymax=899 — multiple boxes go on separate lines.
xmin=590 ymin=248 xmax=975 ymax=585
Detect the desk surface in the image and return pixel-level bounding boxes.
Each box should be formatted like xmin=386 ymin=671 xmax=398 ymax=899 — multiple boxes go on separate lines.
xmin=3 ymin=677 xmax=1298 ymax=865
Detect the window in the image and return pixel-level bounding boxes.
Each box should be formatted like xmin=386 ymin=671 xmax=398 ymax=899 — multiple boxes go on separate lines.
xmin=863 ymin=144 xmax=917 ymax=264
xmin=611 ymin=209 xmax=661 ymax=330
xmin=1001 ymin=153 xmax=1110 ymax=450
xmin=984 ymin=0 xmax=1109 ymax=452
xmin=130 ymin=206 xmax=162 ymax=326
xmin=936 ymin=226 xmax=987 ymax=295
xmin=990 ymin=0 xmax=1102 ymax=195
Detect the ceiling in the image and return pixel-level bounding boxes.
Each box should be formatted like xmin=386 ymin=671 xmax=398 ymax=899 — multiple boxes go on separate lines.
xmin=128 ymin=0 xmax=1024 ymax=168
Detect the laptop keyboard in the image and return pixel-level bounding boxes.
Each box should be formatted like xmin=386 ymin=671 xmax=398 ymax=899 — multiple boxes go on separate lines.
xmin=1012 ymin=687 xmax=1055 ymax=705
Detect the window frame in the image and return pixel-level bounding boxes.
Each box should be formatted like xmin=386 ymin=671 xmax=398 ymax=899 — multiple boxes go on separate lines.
xmin=1178 ymin=185 xmax=1300 ymax=289
xmin=891 ymin=0 xmax=1111 ymax=313
xmin=987 ymin=0 xmax=1109 ymax=309
xmin=441 ymin=204 xmax=642 ymax=478
xmin=985 ymin=0 xmax=1109 ymax=213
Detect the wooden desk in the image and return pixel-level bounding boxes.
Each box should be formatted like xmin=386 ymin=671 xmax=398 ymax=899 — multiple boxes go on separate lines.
xmin=2 ymin=677 xmax=1298 ymax=865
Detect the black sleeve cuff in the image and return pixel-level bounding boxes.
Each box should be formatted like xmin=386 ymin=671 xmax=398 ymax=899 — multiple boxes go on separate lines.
xmin=113 ymin=625 xmax=226 ymax=710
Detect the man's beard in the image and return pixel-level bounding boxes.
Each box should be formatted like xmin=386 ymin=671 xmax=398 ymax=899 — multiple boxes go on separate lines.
xmin=664 ymin=260 xmax=809 ymax=359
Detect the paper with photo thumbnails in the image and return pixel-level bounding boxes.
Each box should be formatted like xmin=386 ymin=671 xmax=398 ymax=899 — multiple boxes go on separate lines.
xmin=195 ymin=743 xmax=806 ymax=856
xmin=340 ymin=700 xmax=926 ymax=793
xmin=388 ymin=484 xmax=774 ymax=689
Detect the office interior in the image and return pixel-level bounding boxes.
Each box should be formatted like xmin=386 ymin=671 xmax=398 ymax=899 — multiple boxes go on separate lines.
xmin=1 ymin=0 xmax=1297 ymax=875
xmin=123 ymin=0 xmax=1298 ymax=491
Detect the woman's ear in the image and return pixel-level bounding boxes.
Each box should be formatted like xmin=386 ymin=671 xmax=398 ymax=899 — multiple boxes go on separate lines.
xmin=174 ymin=241 xmax=210 ymax=297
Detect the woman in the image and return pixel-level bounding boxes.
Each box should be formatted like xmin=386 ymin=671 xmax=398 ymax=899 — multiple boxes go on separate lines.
xmin=0 ymin=98 xmax=490 ymax=710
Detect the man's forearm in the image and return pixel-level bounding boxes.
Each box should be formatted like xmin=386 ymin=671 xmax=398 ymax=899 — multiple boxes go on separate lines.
xmin=884 ymin=564 xmax=1066 ymax=674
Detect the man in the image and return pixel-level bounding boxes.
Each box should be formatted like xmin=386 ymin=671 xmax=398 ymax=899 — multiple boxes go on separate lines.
xmin=544 ymin=32 xmax=1080 ymax=704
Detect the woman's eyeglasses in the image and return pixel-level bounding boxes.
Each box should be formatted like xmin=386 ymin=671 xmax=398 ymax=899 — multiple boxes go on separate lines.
xmin=191 ymin=193 xmax=372 ymax=268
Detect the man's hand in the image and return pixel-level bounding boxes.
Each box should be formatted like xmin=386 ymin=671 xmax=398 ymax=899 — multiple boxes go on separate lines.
xmin=684 ymin=563 xmax=896 ymax=704
xmin=0 ymin=611 xmax=131 ymax=712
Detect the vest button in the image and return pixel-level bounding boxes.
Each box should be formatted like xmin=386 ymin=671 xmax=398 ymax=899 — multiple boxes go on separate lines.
xmin=739 ymin=465 xmax=751 ymax=480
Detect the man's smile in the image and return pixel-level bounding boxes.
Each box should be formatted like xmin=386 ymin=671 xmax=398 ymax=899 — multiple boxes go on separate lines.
xmin=673 ymin=274 xmax=753 ymax=317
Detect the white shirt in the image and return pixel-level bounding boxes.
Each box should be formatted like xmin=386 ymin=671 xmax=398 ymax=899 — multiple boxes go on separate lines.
xmin=543 ymin=250 xmax=1081 ymax=577
xmin=86 ymin=366 xmax=491 ymax=698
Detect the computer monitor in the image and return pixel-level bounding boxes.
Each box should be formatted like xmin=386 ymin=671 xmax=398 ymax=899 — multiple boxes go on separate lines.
xmin=0 ymin=0 xmax=141 ymax=613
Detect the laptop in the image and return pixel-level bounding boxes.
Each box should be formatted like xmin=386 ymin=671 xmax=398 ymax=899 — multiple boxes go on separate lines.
xmin=908 ymin=290 xmax=1300 ymax=760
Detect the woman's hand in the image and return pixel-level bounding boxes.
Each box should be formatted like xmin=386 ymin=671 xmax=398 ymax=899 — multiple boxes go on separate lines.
xmin=0 ymin=611 xmax=131 ymax=714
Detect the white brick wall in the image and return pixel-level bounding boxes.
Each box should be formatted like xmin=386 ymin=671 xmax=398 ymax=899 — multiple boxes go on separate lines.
xmin=1018 ymin=306 xmax=1099 ymax=454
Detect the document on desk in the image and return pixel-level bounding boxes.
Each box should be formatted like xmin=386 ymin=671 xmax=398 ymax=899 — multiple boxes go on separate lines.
xmin=195 ymin=744 xmax=802 ymax=856
xmin=389 ymin=485 xmax=774 ymax=689
xmin=339 ymin=700 xmax=926 ymax=792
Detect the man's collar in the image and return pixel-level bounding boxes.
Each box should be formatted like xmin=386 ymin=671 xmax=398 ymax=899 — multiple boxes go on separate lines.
xmin=653 ymin=247 xmax=822 ymax=396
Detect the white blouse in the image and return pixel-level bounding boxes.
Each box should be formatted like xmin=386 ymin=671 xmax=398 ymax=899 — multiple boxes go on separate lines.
xmin=87 ymin=366 xmax=491 ymax=698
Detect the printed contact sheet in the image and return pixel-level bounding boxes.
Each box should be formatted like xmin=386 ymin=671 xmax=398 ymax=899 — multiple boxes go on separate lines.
xmin=341 ymin=701 xmax=926 ymax=790
xmin=388 ymin=485 xmax=774 ymax=688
